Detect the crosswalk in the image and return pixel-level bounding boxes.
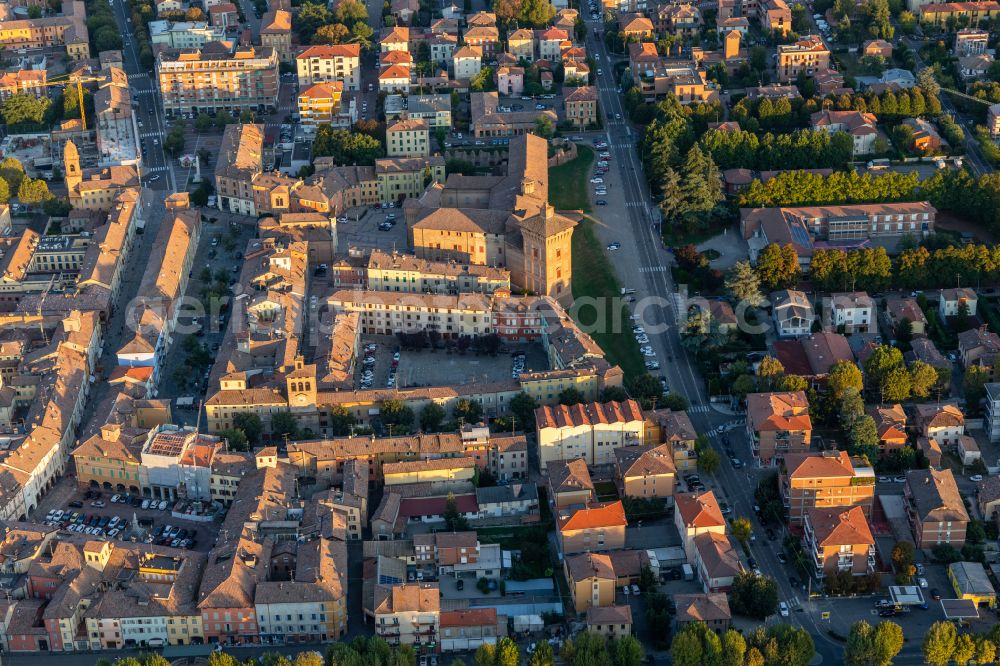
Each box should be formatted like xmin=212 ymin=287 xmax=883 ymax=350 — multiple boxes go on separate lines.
xmin=637 ymin=265 xmax=668 ymax=273
xmin=625 ymin=201 xmax=645 ymax=209
xmin=688 ymin=404 xmax=710 ymax=414
xmin=139 ymin=131 xmax=163 ymax=139
xmin=786 ymin=596 xmax=802 ymax=609
xmin=142 ymin=165 xmax=169 ymax=173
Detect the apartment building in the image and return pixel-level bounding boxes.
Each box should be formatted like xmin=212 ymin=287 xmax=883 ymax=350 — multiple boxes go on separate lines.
xmin=564 ymin=86 xmax=599 ymax=129
xmin=776 ymin=35 xmax=831 ymax=81
xmin=632 ymin=62 xmax=718 ymax=103
xmin=556 ymin=500 xmax=627 ymax=555
xmin=939 ymin=287 xmax=977 ymax=319
xmin=987 ymin=382 xmax=1000 ymax=443
xmin=780 ymin=451 xmax=876 ymax=526
xmin=547 ymin=459 xmax=595 ymax=508
xmin=674 ymin=490 xmax=726 ymax=561
xmin=955 ymin=27 xmax=989 ymax=56
xmin=0 ymin=0 xmax=90 ymax=59
xmin=385 ymin=93 xmax=452 ymax=127
xmin=297 ymin=82 xmax=348 ymax=134
xmin=746 ymin=391 xmax=812 ymax=466
xmin=613 ymin=444 xmax=676 ymax=503
xmin=535 ymin=400 xmax=645 ymax=468
xmin=823 ymin=291 xmax=874 ymax=334
xmin=365 ymin=249 xmax=511 ymax=294
xmin=148 ymin=20 xmax=226 ymax=48
xmin=920 ymin=1 xmax=1000 ymax=25
xmin=259 ymin=9 xmax=292 ymax=63
xmin=386 ymin=118 xmax=430 ymax=157
xmin=215 ymin=124 xmax=264 ymax=217
xmin=373 ymin=583 xmax=440 ymax=649
xmin=802 ymin=506 xmax=876 ymax=579
xmin=905 ymin=468 xmax=969 ymax=549
xmin=439 ymin=609 xmax=498 ymax=652
xmin=585 ymin=606 xmax=632 ymax=639
xmin=643 ymin=408 xmax=698 ymax=472
xmin=156 ymin=44 xmax=279 ymax=115
xmin=295 ymin=44 xmax=362 ymax=90
xmin=564 ymin=552 xmax=616 ymax=612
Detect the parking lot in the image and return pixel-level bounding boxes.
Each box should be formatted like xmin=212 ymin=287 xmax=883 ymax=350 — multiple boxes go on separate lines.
xmin=337 ymin=207 xmax=407 ymax=254
xmin=355 ymin=338 xmax=549 ymax=391
xmin=38 ymin=487 xmax=222 ymax=552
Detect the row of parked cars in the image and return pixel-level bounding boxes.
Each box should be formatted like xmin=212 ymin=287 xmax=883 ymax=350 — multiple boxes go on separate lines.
xmin=44 ymin=509 xmax=131 ymax=540
xmin=146 ymin=524 xmax=197 ymax=550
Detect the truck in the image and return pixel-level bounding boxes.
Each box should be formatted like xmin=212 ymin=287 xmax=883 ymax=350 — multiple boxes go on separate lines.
xmin=867 ymin=158 xmax=890 ymax=171
xmin=621 ymin=288 xmax=637 ymax=295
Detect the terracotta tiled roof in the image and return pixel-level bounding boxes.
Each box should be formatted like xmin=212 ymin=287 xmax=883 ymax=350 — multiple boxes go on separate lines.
xmin=547 ymin=458 xmax=594 ymax=493
xmin=558 ymin=501 xmax=626 ymax=532
xmin=536 ymin=399 xmax=644 ymax=430
xmin=675 ymin=490 xmax=725 ymax=529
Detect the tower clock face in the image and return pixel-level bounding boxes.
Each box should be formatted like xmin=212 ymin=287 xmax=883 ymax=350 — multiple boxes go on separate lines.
xmin=297 ymin=394 xmax=308 ymax=405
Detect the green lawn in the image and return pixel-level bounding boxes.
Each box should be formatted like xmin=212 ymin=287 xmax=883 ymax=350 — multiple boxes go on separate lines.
xmin=570 ymin=217 xmax=646 ymax=380
xmin=549 ymin=144 xmax=594 ymax=213
xmin=593 ymin=480 xmax=619 ymax=501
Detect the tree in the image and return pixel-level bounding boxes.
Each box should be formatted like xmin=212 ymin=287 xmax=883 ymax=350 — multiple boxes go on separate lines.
xmin=420 ymin=403 xmax=446 ymax=431
xmin=312 ymin=126 xmax=385 ymax=165
xmin=730 ymin=571 xmax=779 ymax=619
xmin=0 ymin=93 xmax=50 ymax=125
xmin=731 ymin=516 xmax=752 ymax=544
xmin=294 ymin=653 xmax=324 ymax=666
xmin=334 ymin=0 xmax=368 ymax=24
xmin=454 ymin=398 xmax=482 ymax=423
xmin=270 ymin=412 xmax=300 ymax=441
xmin=679 ymin=144 xmax=723 ymax=221
xmin=864 ymin=345 xmax=906 ymax=401
xmin=698 ymin=448 xmax=721 ymax=474
xmin=828 ymin=360 xmax=864 ymax=400
xmin=534 ymin=114 xmax=554 ymax=138
xmin=909 ymin=360 xmax=938 ymax=399
xmin=0 ymin=177 xmax=9 ymax=204
xmin=917 ymin=66 xmax=941 ymax=98
xmin=380 ymin=399 xmax=414 ymax=430
xmin=218 ymin=429 xmax=249 ymax=450
xmin=17 ymin=177 xmax=50 ymax=205
xmin=328 ymin=404 xmax=356 ymax=436
xmin=529 ymin=642 xmax=554 ymax=666
xmin=509 ymin=392 xmax=536 ymax=429
xmin=726 ymin=260 xmax=764 ymax=307
xmin=613 ymin=635 xmax=644 ymax=666
xmin=720 ymin=630 xmax=746 ymax=666
xmin=601 ymin=386 xmax=629 ymax=402
xmin=891 ymin=541 xmax=915 ymax=584
xmin=670 ymin=622 xmax=722 ymax=666
xmin=195 ymin=112 xmax=214 ymax=131
xmin=915 ymin=620 xmax=957 ymax=665
xmin=559 ymin=386 xmax=585 ymax=405
xmin=493 ymin=0 xmax=524 ymax=21
xmin=469 ymin=66 xmax=496 ymax=92
xmin=517 ymin=0 xmax=555 ymax=26
xmin=474 ymin=645 xmax=496 ymax=666
xmin=755 ymin=243 xmax=800 ymax=289
xmin=315 ymin=22 xmax=350 ymax=44
xmin=975 ymin=636 xmax=996 ymax=666
xmin=758 ymin=355 xmax=785 ymax=389
xmin=444 ymin=491 xmax=469 ymax=531
xmin=494 ymin=638 xmax=520 ymax=666
xmin=872 ymin=621 xmax=904 ymax=666
xmin=233 ymin=413 xmax=264 ymax=445
xmin=845 ymin=621 xmax=876 ymax=666
xmin=953 ymin=634 xmax=975 ymax=666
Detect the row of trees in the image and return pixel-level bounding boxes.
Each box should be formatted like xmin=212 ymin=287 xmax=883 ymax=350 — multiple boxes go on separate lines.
xmin=923 ymin=621 xmax=1000 ymax=666
xmin=844 ymin=620 xmax=905 ymax=666
xmin=737 ymin=169 xmax=921 ymax=208
xmin=672 ymin=621 xmax=814 ymax=666
xmin=698 ymin=128 xmax=855 ymax=171
xmin=294 ymin=0 xmax=373 ymax=47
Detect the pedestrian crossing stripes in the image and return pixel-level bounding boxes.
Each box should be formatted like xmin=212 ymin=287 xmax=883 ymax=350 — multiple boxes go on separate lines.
xmin=625 ymin=202 xmax=644 ymax=208
xmin=688 ymin=404 xmax=710 ymax=414
xmin=638 ymin=266 xmax=668 ymax=273
xmin=139 ymin=131 xmax=163 ymax=139
xmin=142 ymin=165 xmax=169 ymax=173
xmin=786 ymin=596 xmax=801 ymax=609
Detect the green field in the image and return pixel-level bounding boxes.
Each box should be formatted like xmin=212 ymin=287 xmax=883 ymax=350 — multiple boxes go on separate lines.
xmin=570 ymin=217 xmax=646 ymax=380
xmin=549 ymin=144 xmax=594 ymax=213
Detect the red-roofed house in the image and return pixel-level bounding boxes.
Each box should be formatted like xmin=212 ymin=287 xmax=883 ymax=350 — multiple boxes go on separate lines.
xmin=780 ymin=451 xmax=875 ymax=526
xmin=557 ymin=501 xmax=627 ymax=555
xmin=693 ymin=532 xmax=741 ymax=592
xmin=803 ymin=506 xmax=876 ymax=579
xmin=746 ymin=391 xmax=812 ymax=466
xmin=440 ymin=608 xmax=498 ymax=652
xmin=674 ymin=490 xmax=726 ymax=560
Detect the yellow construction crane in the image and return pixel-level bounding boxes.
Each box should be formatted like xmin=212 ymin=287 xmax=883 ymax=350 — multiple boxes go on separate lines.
xmin=36 ymin=75 xmax=108 ymax=130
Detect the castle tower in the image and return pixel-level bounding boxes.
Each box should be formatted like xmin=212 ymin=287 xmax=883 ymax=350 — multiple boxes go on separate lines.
xmin=724 ymin=30 xmax=741 ymax=60
xmin=64 ymin=140 xmax=81 ymax=194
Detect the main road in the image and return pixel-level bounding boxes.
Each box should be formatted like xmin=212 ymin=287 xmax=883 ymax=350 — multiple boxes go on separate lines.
xmin=583 ymin=17 xmax=848 ymax=663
